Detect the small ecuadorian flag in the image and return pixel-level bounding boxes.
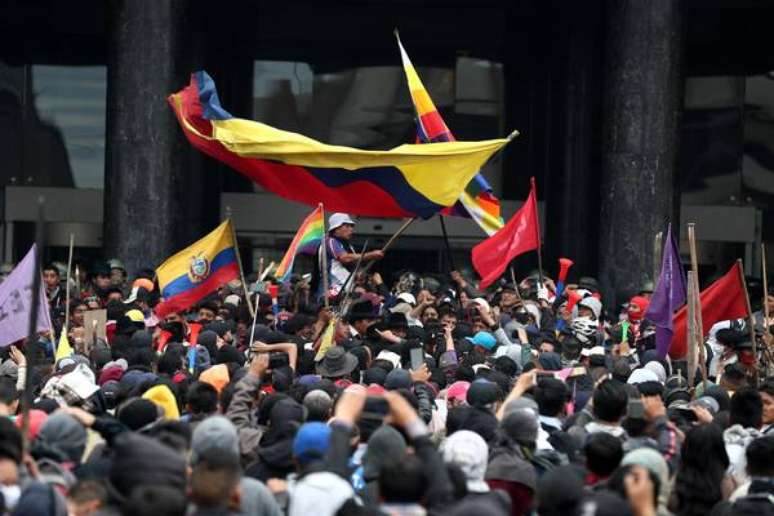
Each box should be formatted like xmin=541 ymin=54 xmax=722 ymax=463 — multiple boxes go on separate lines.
xmin=155 ymin=220 xmax=240 ymax=317
xmin=274 ymin=205 xmax=325 ymax=283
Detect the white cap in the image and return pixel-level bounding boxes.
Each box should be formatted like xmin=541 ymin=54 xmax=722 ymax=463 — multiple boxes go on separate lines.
xmin=627 ymin=368 xmax=660 ymax=385
xmin=581 ymin=346 xmax=605 ymax=358
xmin=396 ymin=292 xmax=416 ymax=306
xmin=328 ymin=213 xmax=356 ymax=231
xmin=224 ymin=294 xmax=241 ymax=307
xmin=388 ymin=302 xmax=412 ymax=315
xmin=376 ymin=350 xmax=402 ymax=369
xmin=472 ymin=297 xmax=491 ymax=313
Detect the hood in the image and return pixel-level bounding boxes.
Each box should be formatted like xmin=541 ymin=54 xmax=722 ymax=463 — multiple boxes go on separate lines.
xmin=142 ymin=384 xmax=180 ymax=420
xmin=288 ymin=471 xmax=354 ymax=516
xmin=724 ymin=424 xmax=762 ymax=447
xmin=363 ymin=425 xmax=407 ymax=480
xmin=584 ymin=421 xmax=627 ymax=439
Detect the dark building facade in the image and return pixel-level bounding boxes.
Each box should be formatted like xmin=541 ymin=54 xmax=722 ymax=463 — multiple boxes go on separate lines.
xmin=1 ymin=0 xmax=774 ymax=304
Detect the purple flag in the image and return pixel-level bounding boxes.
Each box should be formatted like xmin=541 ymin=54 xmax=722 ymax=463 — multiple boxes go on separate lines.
xmin=645 ymin=225 xmax=687 ymax=358
xmin=0 ymin=245 xmax=53 ymax=347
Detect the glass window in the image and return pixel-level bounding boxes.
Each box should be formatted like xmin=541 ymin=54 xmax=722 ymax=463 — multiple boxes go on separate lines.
xmin=251 ymin=59 xmax=505 ymax=191
xmin=0 ymin=64 xmax=105 ymax=189
xmin=32 ymin=65 xmax=106 ymax=189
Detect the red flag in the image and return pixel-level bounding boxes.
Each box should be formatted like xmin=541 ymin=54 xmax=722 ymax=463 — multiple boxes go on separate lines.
xmin=668 ymin=261 xmax=748 ymax=358
xmin=472 ymin=178 xmax=540 ymax=289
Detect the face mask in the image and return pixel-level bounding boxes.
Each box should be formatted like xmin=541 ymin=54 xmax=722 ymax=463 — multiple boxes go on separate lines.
xmin=0 ymin=484 xmax=21 ymax=510
xmin=526 ymin=324 xmax=539 ymax=334
xmin=740 ymin=352 xmax=756 ymax=366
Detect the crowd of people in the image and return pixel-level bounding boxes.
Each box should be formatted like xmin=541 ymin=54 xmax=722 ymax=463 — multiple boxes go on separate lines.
xmin=1 ymin=213 xmax=774 ymax=516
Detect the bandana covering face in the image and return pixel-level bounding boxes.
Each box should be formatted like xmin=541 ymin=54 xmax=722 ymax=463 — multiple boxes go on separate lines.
xmin=628 ymin=296 xmax=650 ymax=322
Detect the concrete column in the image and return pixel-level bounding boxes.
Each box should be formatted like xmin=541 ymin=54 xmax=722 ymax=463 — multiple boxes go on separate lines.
xmin=103 ymin=0 xmax=191 ymax=275
xmin=598 ymin=0 xmax=682 ymax=304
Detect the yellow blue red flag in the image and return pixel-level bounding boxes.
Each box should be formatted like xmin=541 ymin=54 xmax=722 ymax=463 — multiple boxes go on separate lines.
xmin=168 ymin=71 xmax=514 ymax=219
xmin=155 ymin=220 xmax=240 ymax=317
xmin=396 ymin=33 xmax=506 ymax=235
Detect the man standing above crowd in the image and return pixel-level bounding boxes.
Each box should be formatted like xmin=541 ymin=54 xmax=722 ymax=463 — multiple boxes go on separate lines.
xmin=317 ymin=213 xmax=384 ymax=297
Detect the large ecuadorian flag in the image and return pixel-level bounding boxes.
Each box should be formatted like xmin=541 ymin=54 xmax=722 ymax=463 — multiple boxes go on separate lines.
xmin=168 ymin=71 xmax=515 ymax=219
xmin=155 ymin=220 xmax=239 ymax=317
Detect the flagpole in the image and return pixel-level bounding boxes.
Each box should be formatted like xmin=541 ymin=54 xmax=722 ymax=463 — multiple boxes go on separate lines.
xmin=509 ymin=266 xmax=525 ymax=305
xmin=438 ymin=216 xmax=456 ymax=271
xmin=21 ymin=197 xmax=45 ymax=453
xmin=228 ymin=219 xmax=255 ymax=319
xmin=64 ymin=234 xmax=74 ymax=335
xmin=737 ymin=258 xmax=760 ymax=386
xmin=686 ymin=271 xmax=697 ymax=387
xmin=762 ymin=243 xmax=770 ymax=336
xmin=381 ymin=217 xmax=417 ymax=254
xmin=687 ymin=224 xmax=707 ymax=391
xmin=531 ymin=177 xmax=544 ymax=285
xmin=762 ymin=244 xmax=774 ymax=370
xmin=654 ymin=231 xmax=663 ymax=286
xmin=319 ymin=203 xmax=330 ymax=308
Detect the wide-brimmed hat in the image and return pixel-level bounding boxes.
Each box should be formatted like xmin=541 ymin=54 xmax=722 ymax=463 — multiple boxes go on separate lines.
xmin=328 ymin=213 xmax=355 ymax=232
xmin=316 ymin=347 xmax=358 ymax=378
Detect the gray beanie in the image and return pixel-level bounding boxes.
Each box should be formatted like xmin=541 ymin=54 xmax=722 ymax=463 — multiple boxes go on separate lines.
xmin=36 ymin=412 xmax=87 ymax=463
xmin=190 ymin=415 xmax=239 ymax=467
xmin=501 ymin=408 xmax=538 ymax=448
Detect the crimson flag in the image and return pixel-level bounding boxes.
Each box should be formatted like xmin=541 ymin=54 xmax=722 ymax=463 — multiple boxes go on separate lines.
xmin=472 ymin=179 xmax=540 ymax=289
xmin=668 ymin=261 xmax=748 ymax=358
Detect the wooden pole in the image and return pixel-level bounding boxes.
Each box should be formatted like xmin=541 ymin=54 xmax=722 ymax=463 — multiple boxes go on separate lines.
xmin=510 ymin=266 xmax=524 ymax=305
xmin=228 ymin=219 xmax=255 ymax=318
xmin=687 ymin=224 xmax=707 ymax=391
xmin=381 ymin=217 xmax=417 ymax=253
xmin=687 ymin=271 xmax=697 ymax=387
xmin=738 ymin=258 xmax=760 ymax=386
xmin=319 ymin=204 xmax=329 ymax=308
xmin=359 ymin=218 xmax=417 ymax=276
xmin=64 ymin=234 xmax=74 ymax=332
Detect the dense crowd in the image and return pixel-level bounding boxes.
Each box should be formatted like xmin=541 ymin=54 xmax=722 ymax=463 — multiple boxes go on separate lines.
xmin=1 ymin=219 xmax=774 ymax=516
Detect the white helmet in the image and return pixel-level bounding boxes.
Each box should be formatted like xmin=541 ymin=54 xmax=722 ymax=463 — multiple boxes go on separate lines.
xmin=572 ymin=316 xmax=598 ymax=344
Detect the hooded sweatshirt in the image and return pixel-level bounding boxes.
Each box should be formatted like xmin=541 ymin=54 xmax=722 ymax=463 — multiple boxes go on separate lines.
xmin=724 ymin=424 xmax=763 ymax=484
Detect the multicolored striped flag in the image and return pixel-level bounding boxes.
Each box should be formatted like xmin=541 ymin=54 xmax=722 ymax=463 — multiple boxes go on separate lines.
xmin=274 ymin=205 xmax=325 ymax=282
xmin=396 ymin=32 xmax=505 ymax=236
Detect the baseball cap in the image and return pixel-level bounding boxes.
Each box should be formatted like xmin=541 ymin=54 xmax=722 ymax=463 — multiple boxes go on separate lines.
xmin=328 ymin=213 xmax=355 ymax=231
xmin=395 ymin=292 xmax=416 ymax=306
xmin=125 ymin=309 xmax=145 ymax=323
xmin=293 ymin=422 xmax=332 ymax=465
xmin=447 ymin=381 xmax=471 ymax=403
xmin=466 ymin=380 xmax=502 ymax=408
xmin=691 ymin=396 xmax=720 ymax=415
xmin=465 ymin=331 xmax=497 ymax=351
